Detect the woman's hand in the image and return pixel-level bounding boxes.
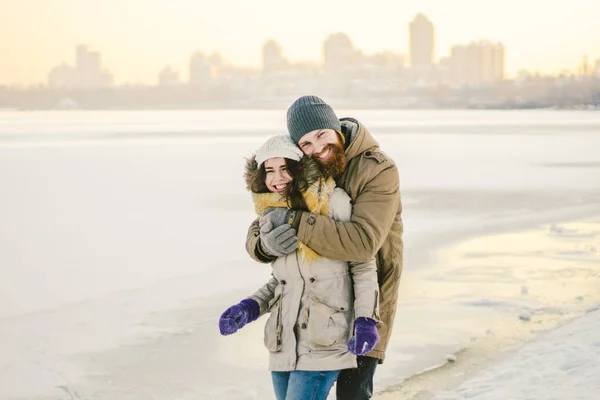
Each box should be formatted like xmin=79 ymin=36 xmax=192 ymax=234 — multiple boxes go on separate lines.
xmin=259 ymin=218 xmax=298 ymax=257
xmin=262 ymin=207 xmax=296 ymax=229
xmin=218 ymin=298 xmax=260 ymax=335
xmin=348 ymin=317 xmax=380 ymax=355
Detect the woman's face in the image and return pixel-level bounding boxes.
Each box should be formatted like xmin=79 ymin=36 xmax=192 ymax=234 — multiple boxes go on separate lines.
xmin=264 ymin=157 xmax=293 ymax=194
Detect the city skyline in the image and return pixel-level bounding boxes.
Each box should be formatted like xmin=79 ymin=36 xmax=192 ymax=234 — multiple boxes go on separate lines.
xmin=1 ymin=0 xmax=600 ymax=86
xmin=44 ymin=27 xmax=597 ymax=90
xmin=46 ymin=30 xmax=511 ymax=89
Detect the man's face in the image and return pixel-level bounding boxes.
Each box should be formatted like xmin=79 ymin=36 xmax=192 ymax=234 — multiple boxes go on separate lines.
xmin=298 ymin=129 xmax=346 ymax=177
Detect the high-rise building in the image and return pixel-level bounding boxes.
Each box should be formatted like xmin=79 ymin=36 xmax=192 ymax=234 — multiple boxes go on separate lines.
xmin=47 ymin=45 xmax=113 ymax=88
xmin=75 ymin=45 xmax=112 ymax=87
xmin=262 ymin=40 xmax=287 ymax=75
xmin=76 ymin=45 xmax=100 ymax=76
xmin=449 ymin=40 xmax=505 ymax=85
xmin=490 ymin=42 xmax=505 ymax=81
xmin=409 ymin=14 xmax=435 ymax=68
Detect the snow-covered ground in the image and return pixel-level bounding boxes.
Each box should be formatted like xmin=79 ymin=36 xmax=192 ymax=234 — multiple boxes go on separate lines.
xmin=430 ymin=309 xmax=600 ymax=400
xmin=1 ymin=110 xmax=600 ymax=400
xmin=376 ymin=219 xmax=600 ymax=400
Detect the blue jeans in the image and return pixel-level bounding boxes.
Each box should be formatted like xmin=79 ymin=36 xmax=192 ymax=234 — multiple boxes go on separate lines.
xmin=271 ymin=370 xmax=341 ymax=400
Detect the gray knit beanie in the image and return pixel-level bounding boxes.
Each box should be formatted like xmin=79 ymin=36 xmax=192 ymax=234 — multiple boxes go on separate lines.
xmin=286 ymin=95 xmax=341 ymax=144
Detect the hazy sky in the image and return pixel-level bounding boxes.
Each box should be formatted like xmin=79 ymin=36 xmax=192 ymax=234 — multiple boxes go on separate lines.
xmin=1 ymin=0 xmax=599 ymax=85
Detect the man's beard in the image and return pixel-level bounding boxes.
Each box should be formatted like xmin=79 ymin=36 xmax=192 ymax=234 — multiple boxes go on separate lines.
xmin=313 ymin=142 xmax=346 ymax=178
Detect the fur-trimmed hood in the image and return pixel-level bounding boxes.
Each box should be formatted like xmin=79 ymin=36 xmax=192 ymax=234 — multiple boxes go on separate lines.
xmin=340 ymin=118 xmax=380 ymax=161
xmin=244 ymin=152 xmax=322 ymax=194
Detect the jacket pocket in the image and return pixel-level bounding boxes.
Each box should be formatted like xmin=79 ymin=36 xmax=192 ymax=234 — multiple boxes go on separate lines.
xmin=264 ymin=292 xmax=282 ymax=353
xmin=307 ymin=297 xmax=349 ymax=347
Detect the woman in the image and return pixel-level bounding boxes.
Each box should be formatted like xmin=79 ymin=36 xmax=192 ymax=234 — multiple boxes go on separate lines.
xmin=218 ymin=135 xmax=380 ymax=400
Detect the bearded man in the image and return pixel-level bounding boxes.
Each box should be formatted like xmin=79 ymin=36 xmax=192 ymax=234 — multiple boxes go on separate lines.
xmin=246 ymin=95 xmax=403 ymax=400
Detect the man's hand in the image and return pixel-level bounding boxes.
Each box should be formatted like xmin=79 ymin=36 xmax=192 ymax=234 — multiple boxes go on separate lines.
xmin=259 ymin=220 xmax=298 ymax=257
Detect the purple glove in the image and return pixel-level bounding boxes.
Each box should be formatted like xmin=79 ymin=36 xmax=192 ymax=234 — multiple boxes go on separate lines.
xmin=219 ymin=298 xmax=260 ymax=336
xmin=348 ymin=317 xmax=379 ymax=356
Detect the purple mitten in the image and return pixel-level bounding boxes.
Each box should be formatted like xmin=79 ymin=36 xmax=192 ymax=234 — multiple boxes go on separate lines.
xmin=218 ymin=298 xmax=260 ymax=336
xmin=348 ymin=317 xmax=380 ymax=356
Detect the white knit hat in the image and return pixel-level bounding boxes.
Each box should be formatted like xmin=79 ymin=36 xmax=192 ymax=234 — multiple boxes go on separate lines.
xmin=255 ymin=135 xmax=304 ymax=167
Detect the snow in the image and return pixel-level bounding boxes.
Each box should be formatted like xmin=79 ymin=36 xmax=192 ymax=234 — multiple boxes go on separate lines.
xmin=431 ymin=310 xmax=600 ymax=400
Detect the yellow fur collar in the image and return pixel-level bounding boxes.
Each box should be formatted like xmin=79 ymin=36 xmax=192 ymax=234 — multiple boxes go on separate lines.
xmin=252 ymin=176 xmax=336 ymax=263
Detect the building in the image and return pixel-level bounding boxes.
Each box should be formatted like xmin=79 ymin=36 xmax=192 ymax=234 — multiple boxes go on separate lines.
xmin=75 ymin=45 xmax=113 ymax=87
xmin=262 ymin=39 xmax=288 ymax=75
xmin=323 ymin=33 xmax=359 ymax=75
xmin=448 ymin=40 xmax=505 ymax=85
xmin=48 ymin=64 xmax=76 ymax=88
xmin=47 ymin=45 xmax=113 ymax=88
xmin=409 ymin=14 xmax=435 ymax=68
xmin=158 ymin=66 xmax=180 ymax=86
xmin=576 ymin=56 xmax=589 ymax=76
xmin=189 ymin=52 xmax=212 ymax=86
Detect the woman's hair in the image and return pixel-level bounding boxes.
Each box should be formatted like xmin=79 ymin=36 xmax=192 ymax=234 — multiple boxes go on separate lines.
xmin=249 ymin=158 xmax=309 ymax=212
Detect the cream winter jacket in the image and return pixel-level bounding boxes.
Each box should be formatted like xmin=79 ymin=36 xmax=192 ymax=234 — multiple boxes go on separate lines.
xmin=244 ymin=156 xmax=379 ymax=371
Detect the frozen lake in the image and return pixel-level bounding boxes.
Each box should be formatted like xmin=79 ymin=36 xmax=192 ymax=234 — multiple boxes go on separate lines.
xmin=1 ymin=109 xmax=600 ymax=399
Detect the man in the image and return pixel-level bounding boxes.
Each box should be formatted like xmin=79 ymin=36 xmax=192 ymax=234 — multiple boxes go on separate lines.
xmin=246 ymin=95 xmax=403 ymax=399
